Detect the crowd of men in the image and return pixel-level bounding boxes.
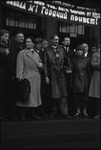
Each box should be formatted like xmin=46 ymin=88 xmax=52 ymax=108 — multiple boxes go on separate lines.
xmin=0 ymin=29 xmax=100 ymax=121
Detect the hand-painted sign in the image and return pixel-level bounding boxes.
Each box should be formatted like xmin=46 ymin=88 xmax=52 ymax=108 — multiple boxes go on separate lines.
xmin=2 ymin=1 xmax=100 ymax=26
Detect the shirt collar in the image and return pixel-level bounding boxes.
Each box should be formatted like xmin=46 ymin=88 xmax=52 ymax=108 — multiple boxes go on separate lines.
xmin=34 ymin=47 xmax=40 ymax=53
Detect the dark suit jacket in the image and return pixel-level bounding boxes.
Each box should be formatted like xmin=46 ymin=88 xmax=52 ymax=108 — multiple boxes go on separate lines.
xmin=0 ymin=39 xmax=10 ymax=103
xmin=8 ymin=39 xmax=25 ymax=78
xmin=60 ymin=45 xmax=74 ymax=88
xmin=44 ymin=45 xmax=68 ymax=98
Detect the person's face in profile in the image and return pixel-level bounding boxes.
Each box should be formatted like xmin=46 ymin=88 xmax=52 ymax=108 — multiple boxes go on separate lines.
xmin=1 ymin=33 xmax=9 ymax=44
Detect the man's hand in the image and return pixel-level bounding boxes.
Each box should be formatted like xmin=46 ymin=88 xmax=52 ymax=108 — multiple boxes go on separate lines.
xmin=66 ymin=70 xmax=72 ymax=74
xmin=45 ymin=76 xmax=49 ymax=84
xmin=5 ymin=48 xmax=10 ymax=55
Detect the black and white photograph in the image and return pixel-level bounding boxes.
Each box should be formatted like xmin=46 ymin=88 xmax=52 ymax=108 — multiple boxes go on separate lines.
xmin=0 ymin=0 xmax=100 ymax=149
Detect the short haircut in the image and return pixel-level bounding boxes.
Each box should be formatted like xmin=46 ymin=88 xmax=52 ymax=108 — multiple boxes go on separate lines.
xmin=0 ymin=29 xmax=9 ymax=36
xmin=35 ymin=38 xmax=42 ymax=44
xmin=50 ymin=35 xmax=54 ymax=40
xmin=15 ymin=31 xmax=24 ymax=36
xmin=26 ymin=36 xmax=35 ymax=43
xmin=63 ymin=37 xmax=70 ymax=40
xmin=50 ymin=34 xmax=58 ymax=40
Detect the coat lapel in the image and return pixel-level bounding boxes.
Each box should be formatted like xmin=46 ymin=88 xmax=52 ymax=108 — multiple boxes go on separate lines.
xmin=25 ymin=49 xmax=39 ymax=66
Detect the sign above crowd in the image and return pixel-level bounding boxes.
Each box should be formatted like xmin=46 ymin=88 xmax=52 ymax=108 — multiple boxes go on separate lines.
xmin=2 ymin=1 xmax=100 ymax=26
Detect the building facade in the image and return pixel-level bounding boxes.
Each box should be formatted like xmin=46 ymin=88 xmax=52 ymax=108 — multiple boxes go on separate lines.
xmin=0 ymin=1 xmax=100 ymax=48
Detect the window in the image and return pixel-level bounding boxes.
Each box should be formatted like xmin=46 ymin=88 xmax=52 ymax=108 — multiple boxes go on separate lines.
xmin=6 ymin=12 xmax=15 ymax=26
xmin=78 ymin=25 xmax=84 ymax=35
xmin=70 ymin=33 xmax=77 ymax=37
xmin=67 ymin=25 xmax=69 ymax=33
xmin=59 ymin=22 xmax=85 ymax=37
xmin=18 ymin=14 xmax=25 ymax=28
xmin=70 ymin=25 xmax=76 ymax=33
xmin=6 ymin=12 xmax=36 ymax=29
xmin=27 ymin=16 xmax=36 ymax=29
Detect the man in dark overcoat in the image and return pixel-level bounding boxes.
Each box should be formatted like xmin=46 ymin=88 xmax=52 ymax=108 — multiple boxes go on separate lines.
xmin=61 ymin=37 xmax=75 ymax=115
xmin=44 ymin=35 xmax=71 ymax=119
xmin=0 ymin=29 xmax=10 ymax=119
xmin=7 ymin=31 xmax=25 ymax=120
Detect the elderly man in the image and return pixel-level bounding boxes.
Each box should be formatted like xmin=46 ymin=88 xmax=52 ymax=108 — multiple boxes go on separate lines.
xmin=7 ymin=31 xmax=25 ymax=120
xmin=44 ymin=35 xmax=71 ymax=119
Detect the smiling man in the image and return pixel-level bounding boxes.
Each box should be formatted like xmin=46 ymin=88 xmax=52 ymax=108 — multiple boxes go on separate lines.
xmin=44 ymin=34 xmax=71 ymax=119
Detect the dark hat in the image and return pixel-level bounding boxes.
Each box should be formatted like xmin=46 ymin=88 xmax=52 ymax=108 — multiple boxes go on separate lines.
xmin=76 ymin=45 xmax=85 ymax=51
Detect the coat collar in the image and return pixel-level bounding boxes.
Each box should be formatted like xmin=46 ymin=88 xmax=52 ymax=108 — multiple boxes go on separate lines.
xmin=25 ymin=49 xmax=39 ymax=65
xmin=63 ymin=46 xmax=69 ymax=52
xmin=0 ymin=39 xmax=9 ymax=48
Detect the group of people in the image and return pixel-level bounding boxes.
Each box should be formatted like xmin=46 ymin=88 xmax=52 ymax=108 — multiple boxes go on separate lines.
xmin=0 ymin=29 xmax=100 ymax=121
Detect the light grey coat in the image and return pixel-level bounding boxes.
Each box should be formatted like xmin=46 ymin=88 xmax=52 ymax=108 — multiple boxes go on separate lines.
xmin=89 ymin=51 xmax=100 ymax=98
xmin=16 ymin=49 xmax=42 ymax=107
